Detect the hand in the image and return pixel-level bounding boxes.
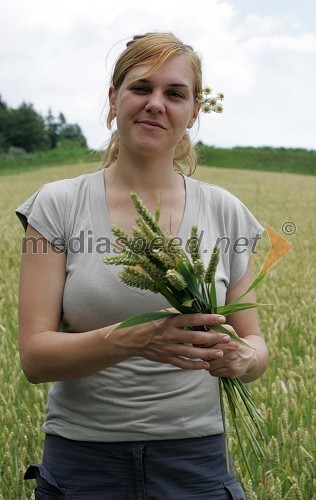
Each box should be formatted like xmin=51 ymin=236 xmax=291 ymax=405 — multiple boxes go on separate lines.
xmin=206 ymin=324 xmax=257 ymax=378
xmin=106 ymin=313 xmax=232 ymax=370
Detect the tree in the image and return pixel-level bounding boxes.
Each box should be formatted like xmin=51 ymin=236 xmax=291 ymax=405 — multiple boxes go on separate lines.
xmin=45 ymin=110 xmax=87 ymax=149
xmin=45 ymin=108 xmax=59 ymax=149
xmin=0 ymin=95 xmax=88 ymax=153
xmin=6 ymin=103 xmax=49 ymax=152
xmin=0 ymin=95 xmax=10 ymax=152
xmin=0 ymin=95 xmax=7 ymax=111
xmin=58 ymin=112 xmax=66 ymax=128
xmin=59 ymin=123 xmax=87 ymax=148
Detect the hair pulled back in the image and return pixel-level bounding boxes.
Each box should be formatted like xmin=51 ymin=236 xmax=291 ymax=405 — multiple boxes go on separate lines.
xmin=102 ymin=32 xmax=202 ymax=176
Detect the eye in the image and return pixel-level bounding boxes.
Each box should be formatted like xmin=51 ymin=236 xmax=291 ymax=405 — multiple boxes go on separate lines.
xmin=131 ymin=86 xmax=150 ymax=94
xmin=167 ymin=91 xmax=185 ymax=100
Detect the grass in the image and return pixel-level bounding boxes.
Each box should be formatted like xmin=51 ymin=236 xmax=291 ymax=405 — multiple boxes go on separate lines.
xmin=196 ymin=145 xmax=316 ymax=176
xmin=0 ymin=147 xmax=101 ymax=176
xmin=0 ymin=162 xmax=315 ymax=499
xmin=1 ymin=145 xmax=315 ymax=177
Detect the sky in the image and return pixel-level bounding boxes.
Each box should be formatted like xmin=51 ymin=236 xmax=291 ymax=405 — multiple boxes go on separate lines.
xmin=1 ymin=0 xmax=315 ymax=151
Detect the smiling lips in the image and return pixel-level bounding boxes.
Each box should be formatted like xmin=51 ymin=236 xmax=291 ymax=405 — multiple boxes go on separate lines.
xmin=136 ymin=120 xmax=166 ymax=130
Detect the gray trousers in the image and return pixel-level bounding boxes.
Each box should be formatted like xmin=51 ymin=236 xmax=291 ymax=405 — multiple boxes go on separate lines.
xmin=25 ymin=433 xmax=246 ymax=499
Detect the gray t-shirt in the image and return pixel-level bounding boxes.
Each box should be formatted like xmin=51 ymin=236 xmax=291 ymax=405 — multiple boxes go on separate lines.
xmin=16 ymin=169 xmax=264 ymax=441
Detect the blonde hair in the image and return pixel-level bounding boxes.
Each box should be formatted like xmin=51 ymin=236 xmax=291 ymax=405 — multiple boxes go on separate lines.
xmin=102 ymin=32 xmax=202 ymax=176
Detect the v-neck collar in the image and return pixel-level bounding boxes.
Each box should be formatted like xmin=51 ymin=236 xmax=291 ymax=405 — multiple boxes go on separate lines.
xmin=89 ymin=169 xmax=198 ymax=243
xmin=88 ymin=168 xmax=200 ymax=296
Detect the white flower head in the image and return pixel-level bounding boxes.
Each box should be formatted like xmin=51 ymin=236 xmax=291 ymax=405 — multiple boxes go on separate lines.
xmin=203 ymin=86 xmax=212 ymax=94
xmin=202 ymin=103 xmax=212 ymax=113
xmin=196 ymin=85 xmax=224 ymax=115
xmin=214 ymin=103 xmax=224 ymax=113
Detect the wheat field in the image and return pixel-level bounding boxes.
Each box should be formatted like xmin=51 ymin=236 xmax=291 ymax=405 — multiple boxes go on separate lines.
xmin=0 ymin=163 xmax=315 ymax=499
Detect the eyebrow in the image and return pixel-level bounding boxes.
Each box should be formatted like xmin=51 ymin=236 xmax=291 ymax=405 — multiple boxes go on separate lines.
xmin=129 ymin=78 xmax=190 ymax=89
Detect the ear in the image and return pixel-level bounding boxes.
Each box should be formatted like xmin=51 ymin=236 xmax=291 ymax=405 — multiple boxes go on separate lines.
xmin=187 ymin=103 xmax=200 ymax=129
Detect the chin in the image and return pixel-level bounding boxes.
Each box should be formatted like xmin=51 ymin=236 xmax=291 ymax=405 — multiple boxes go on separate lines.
xmin=132 ymin=141 xmax=169 ymax=156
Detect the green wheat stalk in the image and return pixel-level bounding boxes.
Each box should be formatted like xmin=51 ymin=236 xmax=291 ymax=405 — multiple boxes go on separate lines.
xmin=103 ymin=192 xmax=269 ymax=476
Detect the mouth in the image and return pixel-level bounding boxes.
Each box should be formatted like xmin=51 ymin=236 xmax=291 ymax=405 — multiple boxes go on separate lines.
xmin=136 ymin=121 xmax=166 ymax=130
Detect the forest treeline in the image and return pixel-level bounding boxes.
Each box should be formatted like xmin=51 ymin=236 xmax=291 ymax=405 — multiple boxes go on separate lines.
xmin=0 ymin=95 xmax=87 ymax=154
xmin=0 ymin=95 xmax=315 ymax=176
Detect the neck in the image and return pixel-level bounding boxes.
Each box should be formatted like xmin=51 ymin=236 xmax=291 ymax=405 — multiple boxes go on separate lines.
xmin=106 ymin=148 xmax=181 ymax=196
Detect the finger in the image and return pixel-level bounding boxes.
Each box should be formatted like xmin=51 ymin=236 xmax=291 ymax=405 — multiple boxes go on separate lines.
xmin=208 ymin=366 xmax=240 ymax=378
xmin=207 ymin=351 xmax=242 ymax=376
xmin=169 ymin=357 xmax=211 ymax=370
xmin=176 ymin=344 xmax=225 ymax=362
xmin=210 ymin=341 xmax=239 ymax=352
xmin=184 ymin=331 xmax=232 ymax=347
xmin=172 ymin=313 xmax=226 ymax=329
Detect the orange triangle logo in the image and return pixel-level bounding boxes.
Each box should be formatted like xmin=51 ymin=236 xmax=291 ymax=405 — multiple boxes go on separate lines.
xmin=259 ymin=225 xmax=294 ymax=276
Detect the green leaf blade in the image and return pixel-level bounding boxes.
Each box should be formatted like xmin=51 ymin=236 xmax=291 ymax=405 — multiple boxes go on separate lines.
xmin=113 ymin=310 xmax=178 ymax=331
xmin=217 ymin=302 xmax=270 ymax=316
xmin=211 ymin=324 xmax=254 ymax=349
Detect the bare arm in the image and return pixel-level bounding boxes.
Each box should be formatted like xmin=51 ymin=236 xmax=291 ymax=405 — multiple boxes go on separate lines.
xmin=18 ymin=226 xmax=127 ymax=383
xmin=207 ymin=258 xmax=269 ymax=382
xmin=19 ymin=225 xmax=232 ymax=384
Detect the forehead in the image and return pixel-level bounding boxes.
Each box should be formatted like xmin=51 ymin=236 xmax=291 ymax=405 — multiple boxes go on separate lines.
xmin=124 ymin=55 xmax=195 ymax=89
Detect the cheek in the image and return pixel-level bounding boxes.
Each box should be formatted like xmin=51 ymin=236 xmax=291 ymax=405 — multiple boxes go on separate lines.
xmin=174 ymin=108 xmax=194 ymax=131
xmin=115 ymin=101 xmax=133 ymax=125
xmin=116 ymin=97 xmax=143 ymax=122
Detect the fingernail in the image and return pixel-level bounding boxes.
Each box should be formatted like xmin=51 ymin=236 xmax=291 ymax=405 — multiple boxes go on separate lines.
xmin=215 ymin=351 xmax=224 ymax=358
xmin=223 ymin=335 xmax=231 ymax=342
xmin=218 ymin=316 xmax=226 ymax=323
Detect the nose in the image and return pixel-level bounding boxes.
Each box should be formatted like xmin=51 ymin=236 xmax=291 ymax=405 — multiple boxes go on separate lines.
xmin=145 ymin=91 xmax=165 ymax=114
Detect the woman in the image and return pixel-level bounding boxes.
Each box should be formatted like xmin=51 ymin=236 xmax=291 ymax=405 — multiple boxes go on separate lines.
xmin=17 ymin=32 xmax=269 ymax=499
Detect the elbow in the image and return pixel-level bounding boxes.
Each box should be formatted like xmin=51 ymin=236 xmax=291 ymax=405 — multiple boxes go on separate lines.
xmin=20 ymin=362 xmax=42 ymax=385
xmin=19 ymin=330 xmax=53 ymax=384
xmin=19 ymin=351 xmax=46 ymax=384
xmin=22 ymin=371 xmax=42 ymax=385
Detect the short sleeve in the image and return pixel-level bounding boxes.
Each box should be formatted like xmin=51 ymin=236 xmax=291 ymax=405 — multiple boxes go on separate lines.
xmin=225 ymin=195 xmax=264 ymax=291
xmin=197 ymin=180 xmax=265 ymax=292
xmin=15 ymin=181 xmax=70 ymax=252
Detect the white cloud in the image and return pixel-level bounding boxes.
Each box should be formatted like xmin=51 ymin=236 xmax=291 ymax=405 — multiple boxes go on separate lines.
xmin=195 ymin=6 xmax=316 ymax=149
xmin=0 ymin=0 xmax=315 ymax=150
